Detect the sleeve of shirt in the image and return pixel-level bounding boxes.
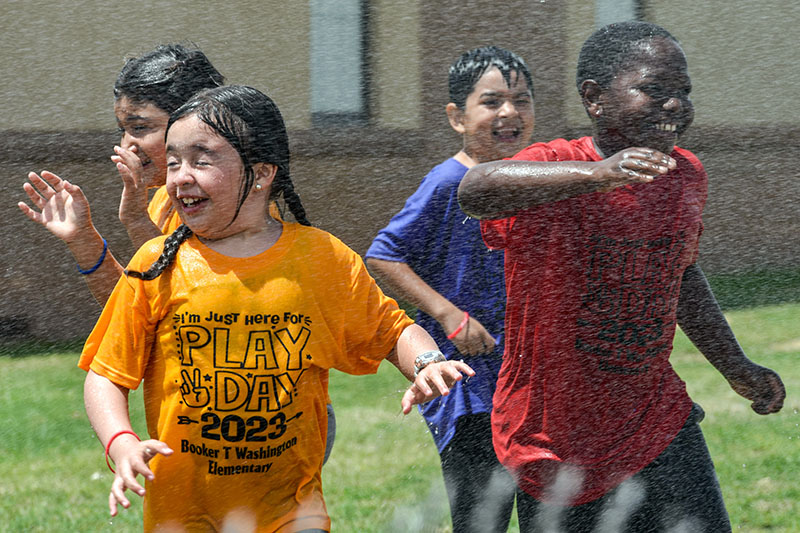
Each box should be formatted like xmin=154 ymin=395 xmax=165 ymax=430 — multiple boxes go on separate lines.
xmin=147 ymin=186 xmax=175 ymax=233
xmin=365 ymin=165 xmax=454 ymax=267
xmin=78 ymin=240 xmax=165 ymax=390
xmin=326 ymin=237 xmax=415 ymax=375
xmin=480 ymin=143 xmax=559 ymax=250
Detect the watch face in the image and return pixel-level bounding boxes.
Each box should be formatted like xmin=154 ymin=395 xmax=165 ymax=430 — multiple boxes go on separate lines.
xmin=414 ymin=351 xmax=445 ymax=375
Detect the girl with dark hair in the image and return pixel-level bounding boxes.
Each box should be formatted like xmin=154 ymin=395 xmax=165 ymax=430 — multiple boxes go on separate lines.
xmin=18 ymin=44 xmax=225 ymax=304
xmin=80 ymin=85 xmax=472 ymax=532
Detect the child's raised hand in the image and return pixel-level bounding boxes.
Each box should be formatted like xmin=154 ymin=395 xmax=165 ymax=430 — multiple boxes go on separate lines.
xmin=108 ymin=437 xmax=173 ymax=517
xmin=18 ymin=171 xmax=93 ymax=243
xmin=597 ymin=148 xmax=676 ymax=191
xmin=401 ymin=360 xmax=475 ymax=414
xmin=112 ymin=145 xmax=150 ymax=228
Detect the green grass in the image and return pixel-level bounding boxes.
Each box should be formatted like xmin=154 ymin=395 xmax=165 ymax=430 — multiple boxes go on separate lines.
xmin=1 ymin=302 xmax=798 ymax=531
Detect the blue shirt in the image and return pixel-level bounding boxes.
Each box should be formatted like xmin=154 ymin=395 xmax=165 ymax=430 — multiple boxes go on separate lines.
xmin=366 ymin=157 xmax=506 ymax=451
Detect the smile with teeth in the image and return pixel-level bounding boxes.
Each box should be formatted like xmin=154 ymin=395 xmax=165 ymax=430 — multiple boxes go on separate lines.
xmin=655 ymin=123 xmax=677 ymax=133
xmin=494 ymin=127 xmax=520 ymax=139
xmin=180 ymin=197 xmax=206 ymax=207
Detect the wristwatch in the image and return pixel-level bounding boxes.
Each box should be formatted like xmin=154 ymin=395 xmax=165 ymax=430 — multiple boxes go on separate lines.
xmin=413 ymin=350 xmax=446 ymax=376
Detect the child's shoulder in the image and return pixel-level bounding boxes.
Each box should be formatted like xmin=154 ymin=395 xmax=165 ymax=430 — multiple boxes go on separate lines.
xmin=124 ymin=234 xmax=171 ymax=273
xmin=292 ymin=223 xmax=356 ymax=256
xmin=672 ymin=145 xmax=706 ymax=174
xmin=513 ymin=136 xmax=594 ymax=162
xmin=420 ymin=157 xmax=469 ymax=188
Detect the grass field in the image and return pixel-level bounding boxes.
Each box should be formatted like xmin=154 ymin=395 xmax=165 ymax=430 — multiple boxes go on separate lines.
xmin=0 ymin=302 xmax=798 ymax=532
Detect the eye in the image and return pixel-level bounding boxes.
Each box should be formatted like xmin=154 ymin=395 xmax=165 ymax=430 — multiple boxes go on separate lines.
xmin=481 ymin=98 xmax=500 ymax=108
xmin=166 ymin=157 xmax=180 ymax=169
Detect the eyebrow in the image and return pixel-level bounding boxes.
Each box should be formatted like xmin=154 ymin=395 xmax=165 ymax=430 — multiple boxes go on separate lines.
xmin=166 ymin=143 xmax=218 ymax=155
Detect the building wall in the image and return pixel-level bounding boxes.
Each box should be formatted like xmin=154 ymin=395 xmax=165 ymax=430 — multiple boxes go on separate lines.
xmin=1 ymin=0 xmax=798 ymax=341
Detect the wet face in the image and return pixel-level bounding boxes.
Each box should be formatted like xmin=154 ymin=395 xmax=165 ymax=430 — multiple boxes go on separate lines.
xmin=452 ymin=67 xmax=535 ymax=163
xmin=114 ymin=97 xmax=171 ymax=186
xmin=593 ymin=37 xmax=694 ymax=156
xmin=166 ymin=115 xmax=266 ymax=240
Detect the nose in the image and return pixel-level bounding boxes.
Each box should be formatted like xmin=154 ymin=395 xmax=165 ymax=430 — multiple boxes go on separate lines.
xmin=120 ymin=130 xmax=136 ymax=150
xmin=169 ymin=162 xmax=195 ymax=188
xmin=663 ymin=97 xmax=683 ymax=112
xmin=497 ymin=99 xmax=519 ymax=118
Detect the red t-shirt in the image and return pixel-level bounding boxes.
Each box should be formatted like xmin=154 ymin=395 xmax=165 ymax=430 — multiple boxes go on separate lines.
xmin=482 ymin=137 xmax=707 ymax=504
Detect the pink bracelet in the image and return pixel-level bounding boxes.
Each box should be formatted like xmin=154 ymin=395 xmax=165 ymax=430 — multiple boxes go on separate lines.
xmin=105 ymin=430 xmax=140 ymax=473
xmin=447 ymin=311 xmax=470 ymax=340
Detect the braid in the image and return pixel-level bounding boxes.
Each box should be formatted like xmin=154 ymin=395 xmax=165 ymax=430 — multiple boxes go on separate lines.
xmin=280 ymin=177 xmax=310 ymax=226
xmin=125 ymin=224 xmax=194 ymax=280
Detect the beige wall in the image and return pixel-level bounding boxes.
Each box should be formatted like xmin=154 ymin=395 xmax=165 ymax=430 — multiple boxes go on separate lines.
xmin=0 ymin=1 xmax=421 ymax=132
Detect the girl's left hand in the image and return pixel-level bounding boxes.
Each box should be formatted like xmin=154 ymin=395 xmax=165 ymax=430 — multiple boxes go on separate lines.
xmin=401 ymin=360 xmax=475 ymax=414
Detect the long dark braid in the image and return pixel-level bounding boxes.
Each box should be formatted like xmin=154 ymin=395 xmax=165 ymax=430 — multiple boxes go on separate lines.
xmin=125 ymin=224 xmax=193 ymax=280
xmin=271 ymin=165 xmax=310 ymax=227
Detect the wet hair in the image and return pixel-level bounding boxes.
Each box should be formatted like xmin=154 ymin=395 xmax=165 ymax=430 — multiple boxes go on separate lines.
xmin=576 ymin=21 xmax=678 ymax=92
xmin=449 ymin=46 xmax=534 ymax=109
xmin=126 ymin=85 xmax=310 ymax=280
xmin=114 ymin=44 xmax=225 ymax=113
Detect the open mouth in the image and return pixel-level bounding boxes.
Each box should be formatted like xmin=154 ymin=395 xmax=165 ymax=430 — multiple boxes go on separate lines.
xmin=493 ymin=127 xmax=521 ymax=142
xmin=654 ymin=123 xmax=678 ymax=133
xmin=178 ymin=197 xmax=208 ymax=212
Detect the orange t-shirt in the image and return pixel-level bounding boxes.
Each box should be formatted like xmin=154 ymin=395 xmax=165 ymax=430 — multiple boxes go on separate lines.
xmin=80 ymin=223 xmax=413 ymax=532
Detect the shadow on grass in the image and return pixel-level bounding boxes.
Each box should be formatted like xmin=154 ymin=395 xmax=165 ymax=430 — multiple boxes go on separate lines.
xmin=0 ymin=338 xmax=84 ymax=358
xmin=708 ymin=267 xmax=800 ymax=310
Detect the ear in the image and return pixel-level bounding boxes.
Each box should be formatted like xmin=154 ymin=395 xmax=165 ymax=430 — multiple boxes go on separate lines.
xmin=446 ymin=102 xmax=466 ymax=134
xmin=253 ymin=162 xmax=278 ymax=191
xmin=581 ymin=79 xmax=604 ymax=118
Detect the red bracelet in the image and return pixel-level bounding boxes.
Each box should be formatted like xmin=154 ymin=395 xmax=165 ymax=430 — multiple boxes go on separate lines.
xmin=105 ymin=430 xmax=140 ymax=473
xmin=447 ymin=311 xmax=470 ymax=340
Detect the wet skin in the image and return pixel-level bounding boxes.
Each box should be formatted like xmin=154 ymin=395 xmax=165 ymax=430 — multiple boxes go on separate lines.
xmin=591 ymin=37 xmax=694 ymax=157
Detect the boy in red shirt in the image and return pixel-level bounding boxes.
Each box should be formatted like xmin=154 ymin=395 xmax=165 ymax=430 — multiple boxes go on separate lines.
xmin=458 ymin=21 xmax=784 ymax=532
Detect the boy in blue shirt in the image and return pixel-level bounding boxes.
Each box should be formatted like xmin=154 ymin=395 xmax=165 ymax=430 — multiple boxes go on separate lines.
xmin=366 ymin=46 xmax=535 ymax=532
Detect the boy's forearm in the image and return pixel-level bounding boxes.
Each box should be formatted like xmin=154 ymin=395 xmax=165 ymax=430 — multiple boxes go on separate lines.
xmin=676 ymin=264 xmax=749 ymax=374
xmin=366 ymin=258 xmax=458 ymax=324
xmin=457 ymin=160 xmax=602 ymax=219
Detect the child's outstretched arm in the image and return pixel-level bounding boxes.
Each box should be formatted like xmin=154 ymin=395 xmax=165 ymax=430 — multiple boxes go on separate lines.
xmin=111 ymin=145 xmax=164 ymax=248
xmin=676 ymin=264 xmax=785 ymax=415
xmin=84 ymin=370 xmax=174 ymax=516
xmin=368 ymin=258 xmax=497 ymax=357
xmin=18 ymin=171 xmax=124 ymax=305
xmin=385 ymin=324 xmax=475 ymax=414
xmin=458 ymin=148 xmax=676 ymax=219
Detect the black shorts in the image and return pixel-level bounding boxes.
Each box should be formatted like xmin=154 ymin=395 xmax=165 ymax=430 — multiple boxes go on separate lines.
xmin=515 ymin=403 xmax=732 ymax=532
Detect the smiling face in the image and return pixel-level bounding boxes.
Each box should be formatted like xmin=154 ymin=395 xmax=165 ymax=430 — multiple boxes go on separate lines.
xmin=590 ymin=37 xmax=694 ymax=156
xmin=449 ymin=67 xmax=535 ymax=164
xmin=165 ymin=114 xmax=269 ymax=241
xmin=114 ymin=96 xmax=171 ymax=186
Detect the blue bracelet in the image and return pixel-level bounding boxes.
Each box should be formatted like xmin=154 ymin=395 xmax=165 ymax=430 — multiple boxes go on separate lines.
xmin=77 ymin=237 xmax=108 ymax=275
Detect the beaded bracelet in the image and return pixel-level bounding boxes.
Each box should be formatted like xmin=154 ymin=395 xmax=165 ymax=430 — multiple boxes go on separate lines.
xmin=446 ymin=311 xmax=470 ymax=340
xmin=105 ymin=430 xmax=140 ymax=473
xmin=77 ymin=237 xmax=108 ymax=275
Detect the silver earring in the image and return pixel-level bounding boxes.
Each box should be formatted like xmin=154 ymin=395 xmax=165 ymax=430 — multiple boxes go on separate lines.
xmin=255 ymin=183 xmax=263 ymax=191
